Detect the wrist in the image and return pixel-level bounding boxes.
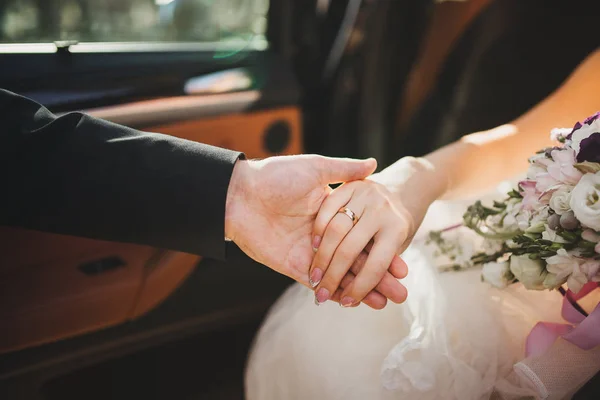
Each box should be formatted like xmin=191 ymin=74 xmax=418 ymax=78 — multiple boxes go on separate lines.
xmin=371 ymin=156 xmax=447 ymax=204
xmin=225 ymin=159 xmax=254 ymax=241
xmin=420 ymin=154 xmax=452 ymax=200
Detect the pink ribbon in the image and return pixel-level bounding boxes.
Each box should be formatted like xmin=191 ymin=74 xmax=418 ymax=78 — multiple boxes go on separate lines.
xmin=526 ymin=282 xmax=600 ymax=357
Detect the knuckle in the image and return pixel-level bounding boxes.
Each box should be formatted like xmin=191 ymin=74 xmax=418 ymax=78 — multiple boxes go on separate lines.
xmin=363 ymin=185 xmax=376 ymax=196
xmin=374 ymin=199 xmax=391 ymax=213
xmin=392 ymin=226 xmax=406 ymax=241
xmin=368 ymin=193 xmax=383 ymax=206
xmin=384 ymin=224 xmax=406 ymax=242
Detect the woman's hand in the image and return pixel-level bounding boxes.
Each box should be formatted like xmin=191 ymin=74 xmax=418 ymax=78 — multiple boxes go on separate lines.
xmin=225 ymin=154 xmax=410 ymax=309
xmin=310 ymin=157 xmax=444 ymax=307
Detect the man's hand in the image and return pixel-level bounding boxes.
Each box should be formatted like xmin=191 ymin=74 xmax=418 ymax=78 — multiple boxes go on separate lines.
xmin=224 ymin=155 xmax=408 ymax=309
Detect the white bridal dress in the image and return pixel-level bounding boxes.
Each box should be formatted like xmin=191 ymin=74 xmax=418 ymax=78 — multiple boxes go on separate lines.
xmin=245 ymin=183 xmax=600 ymax=400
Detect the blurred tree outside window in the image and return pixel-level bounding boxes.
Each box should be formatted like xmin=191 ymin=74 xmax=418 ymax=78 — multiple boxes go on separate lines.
xmin=0 ymin=0 xmax=268 ymax=46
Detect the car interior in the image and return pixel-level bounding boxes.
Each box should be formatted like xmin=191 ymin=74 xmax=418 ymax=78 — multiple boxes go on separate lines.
xmin=0 ymin=0 xmax=599 ymax=399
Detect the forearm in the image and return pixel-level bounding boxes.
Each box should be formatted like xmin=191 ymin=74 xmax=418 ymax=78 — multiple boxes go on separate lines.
xmin=1 ymin=89 xmax=242 ymax=259
xmin=382 ymin=48 xmax=600 ymax=203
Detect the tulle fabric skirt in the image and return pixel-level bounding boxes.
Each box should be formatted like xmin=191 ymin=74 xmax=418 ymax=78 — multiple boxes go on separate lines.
xmin=245 ymin=196 xmax=598 ymax=400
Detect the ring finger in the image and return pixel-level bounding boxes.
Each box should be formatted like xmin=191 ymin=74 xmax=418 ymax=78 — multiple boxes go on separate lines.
xmin=315 ymin=210 xmax=379 ymax=305
xmin=310 ymin=201 xmax=365 ymax=303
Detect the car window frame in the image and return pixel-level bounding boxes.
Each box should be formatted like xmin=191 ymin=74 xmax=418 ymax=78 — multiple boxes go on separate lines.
xmin=0 ymin=0 xmax=294 ymax=112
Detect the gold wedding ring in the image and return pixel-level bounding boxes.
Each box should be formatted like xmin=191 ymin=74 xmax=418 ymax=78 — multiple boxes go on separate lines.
xmin=338 ymin=207 xmax=358 ymax=226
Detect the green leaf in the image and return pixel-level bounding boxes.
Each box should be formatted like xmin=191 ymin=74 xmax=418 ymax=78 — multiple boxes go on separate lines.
xmin=574 ymin=162 xmax=600 ymax=174
xmin=507 ymin=189 xmax=523 ymax=199
xmin=557 ymin=230 xmax=579 ymax=242
xmin=492 ymin=200 xmax=507 ymax=209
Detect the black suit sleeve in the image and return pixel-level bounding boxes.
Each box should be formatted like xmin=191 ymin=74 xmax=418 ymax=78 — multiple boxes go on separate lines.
xmin=0 ymin=89 xmax=243 ymax=260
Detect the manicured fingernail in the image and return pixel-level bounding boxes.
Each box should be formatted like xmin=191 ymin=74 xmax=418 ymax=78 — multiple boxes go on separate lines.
xmin=309 ymin=268 xmax=323 ymax=287
xmin=312 ymin=236 xmax=321 ymax=252
xmin=341 ymin=296 xmax=355 ymax=308
xmin=315 ymin=288 xmax=330 ymax=304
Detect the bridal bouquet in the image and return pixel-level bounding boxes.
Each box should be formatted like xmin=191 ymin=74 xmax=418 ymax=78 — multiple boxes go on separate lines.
xmin=457 ymin=112 xmax=600 ymax=293
xmin=425 ymin=113 xmax=600 ymax=364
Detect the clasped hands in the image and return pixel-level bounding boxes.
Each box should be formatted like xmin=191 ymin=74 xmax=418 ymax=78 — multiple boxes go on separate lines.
xmin=224 ymin=155 xmax=415 ymax=309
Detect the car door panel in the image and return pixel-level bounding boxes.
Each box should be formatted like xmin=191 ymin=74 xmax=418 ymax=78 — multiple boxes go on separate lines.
xmin=0 ymin=94 xmax=302 ymax=354
xmin=0 ymin=228 xmax=156 ymax=354
xmin=140 ymin=105 xmax=302 ymax=155
xmin=129 ymin=250 xmax=199 ymax=319
xmin=85 ymin=93 xmax=302 ymax=156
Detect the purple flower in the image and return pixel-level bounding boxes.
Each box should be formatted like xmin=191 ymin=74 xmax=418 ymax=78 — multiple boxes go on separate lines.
xmin=566 ymin=112 xmax=600 ymax=140
xmin=567 ymin=122 xmax=583 ymax=140
xmin=584 ymin=112 xmax=600 ymax=125
xmin=576 ymin=132 xmax=600 ymax=162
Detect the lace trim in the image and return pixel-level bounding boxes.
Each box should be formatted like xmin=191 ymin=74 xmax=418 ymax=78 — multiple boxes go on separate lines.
xmin=513 ymin=362 xmax=549 ymax=399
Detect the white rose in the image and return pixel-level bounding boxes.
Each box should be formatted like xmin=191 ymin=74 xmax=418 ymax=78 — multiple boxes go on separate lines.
xmin=482 ymin=261 xmax=514 ymax=289
xmin=509 ymin=255 xmax=547 ymax=290
xmin=549 ymin=186 xmax=573 ymax=215
xmin=569 ymin=172 xmax=600 ymax=230
xmin=570 ymin=119 xmax=600 ymax=154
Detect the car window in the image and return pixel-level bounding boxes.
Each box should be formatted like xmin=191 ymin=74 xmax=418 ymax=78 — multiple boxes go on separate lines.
xmin=0 ymin=0 xmax=268 ymax=47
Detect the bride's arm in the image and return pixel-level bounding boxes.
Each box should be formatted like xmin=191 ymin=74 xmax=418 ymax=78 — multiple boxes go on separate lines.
xmin=376 ymin=48 xmax=600 ymax=203
xmin=308 ymin=49 xmax=600 ymax=304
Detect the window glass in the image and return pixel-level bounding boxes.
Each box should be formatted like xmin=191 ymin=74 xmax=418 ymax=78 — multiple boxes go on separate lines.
xmin=0 ymin=0 xmax=268 ymax=45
